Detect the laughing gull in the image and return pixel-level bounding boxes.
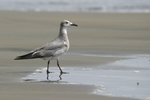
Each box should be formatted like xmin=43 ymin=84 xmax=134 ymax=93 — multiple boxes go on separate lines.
xmin=14 ymin=20 xmax=78 ymax=74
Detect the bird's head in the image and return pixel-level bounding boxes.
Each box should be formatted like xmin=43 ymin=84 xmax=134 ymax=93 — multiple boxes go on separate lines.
xmin=60 ymin=20 xmax=78 ymax=27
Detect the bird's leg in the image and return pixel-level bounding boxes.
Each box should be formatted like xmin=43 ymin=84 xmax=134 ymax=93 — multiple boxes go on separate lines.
xmin=47 ymin=60 xmax=50 ymax=74
xmin=57 ymin=59 xmax=69 ymax=74
xmin=57 ymin=59 xmax=63 ymax=73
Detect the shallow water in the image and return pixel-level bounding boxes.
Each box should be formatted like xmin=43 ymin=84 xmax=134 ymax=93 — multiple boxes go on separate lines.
xmin=1 ymin=0 xmax=150 ymax=13
xmin=22 ymin=54 xmax=150 ymax=100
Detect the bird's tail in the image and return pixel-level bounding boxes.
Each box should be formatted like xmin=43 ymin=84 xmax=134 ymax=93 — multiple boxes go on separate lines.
xmin=14 ymin=52 xmax=35 ymax=60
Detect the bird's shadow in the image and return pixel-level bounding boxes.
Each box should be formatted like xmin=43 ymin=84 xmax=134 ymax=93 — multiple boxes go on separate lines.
xmin=46 ymin=72 xmax=69 ymax=81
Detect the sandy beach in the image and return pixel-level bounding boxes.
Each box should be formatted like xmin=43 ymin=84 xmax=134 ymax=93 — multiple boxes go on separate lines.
xmin=0 ymin=11 xmax=150 ymax=100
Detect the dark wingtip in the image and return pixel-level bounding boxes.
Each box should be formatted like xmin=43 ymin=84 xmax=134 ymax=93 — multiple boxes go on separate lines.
xmin=14 ymin=56 xmax=21 ymax=60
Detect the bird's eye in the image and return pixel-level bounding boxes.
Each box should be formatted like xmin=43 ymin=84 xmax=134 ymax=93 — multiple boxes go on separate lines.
xmin=65 ymin=22 xmax=68 ymax=24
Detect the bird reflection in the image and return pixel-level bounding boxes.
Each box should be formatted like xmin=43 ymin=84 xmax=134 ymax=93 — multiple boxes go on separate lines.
xmin=46 ymin=72 xmax=69 ymax=80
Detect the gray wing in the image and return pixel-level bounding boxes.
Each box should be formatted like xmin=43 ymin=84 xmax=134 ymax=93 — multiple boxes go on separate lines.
xmin=32 ymin=38 xmax=65 ymax=58
xmin=43 ymin=38 xmax=65 ymax=50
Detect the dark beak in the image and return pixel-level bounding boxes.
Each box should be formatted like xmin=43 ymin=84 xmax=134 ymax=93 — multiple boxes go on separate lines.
xmin=71 ymin=23 xmax=78 ymax=26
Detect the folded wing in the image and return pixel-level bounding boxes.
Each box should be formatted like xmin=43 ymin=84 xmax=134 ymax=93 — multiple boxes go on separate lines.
xmin=14 ymin=38 xmax=65 ymax=60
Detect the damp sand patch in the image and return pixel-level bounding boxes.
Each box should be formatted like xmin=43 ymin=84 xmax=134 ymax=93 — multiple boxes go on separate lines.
xmin=22 ymin=54 xmax=150 ymax=100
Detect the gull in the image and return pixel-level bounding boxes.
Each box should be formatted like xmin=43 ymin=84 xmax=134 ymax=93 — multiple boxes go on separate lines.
xmin=14 ymin=20 xmax=78 ymax=74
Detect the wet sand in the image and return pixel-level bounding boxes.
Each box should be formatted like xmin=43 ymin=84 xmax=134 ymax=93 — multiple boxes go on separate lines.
xmin=23 ymin=54 xmax=150 ymax=99
xmin=0 ymin=11 xmax=150 ymax=100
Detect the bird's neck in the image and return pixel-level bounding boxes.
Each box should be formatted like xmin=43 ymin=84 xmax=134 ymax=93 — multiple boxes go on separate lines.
xmin=58 ymin=26 xmax=69 ymax=41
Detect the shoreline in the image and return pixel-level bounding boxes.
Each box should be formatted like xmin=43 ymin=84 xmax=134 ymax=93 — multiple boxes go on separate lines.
xmin=1 ymin=10 xmax=150 ymax=13
xmin=22 ymin=53 xmax=150 ymax=100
